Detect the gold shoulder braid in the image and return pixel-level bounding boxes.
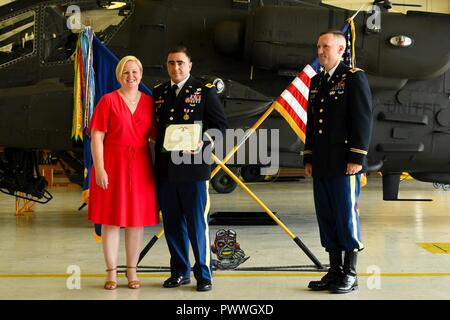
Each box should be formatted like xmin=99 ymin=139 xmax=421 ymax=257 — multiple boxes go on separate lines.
xmin=349 ymin=67 xmax=364 ymax=73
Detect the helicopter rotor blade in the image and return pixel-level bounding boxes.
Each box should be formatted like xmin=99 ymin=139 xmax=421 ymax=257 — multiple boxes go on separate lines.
xmin=391 ymin=3 xmax=422 ymax=7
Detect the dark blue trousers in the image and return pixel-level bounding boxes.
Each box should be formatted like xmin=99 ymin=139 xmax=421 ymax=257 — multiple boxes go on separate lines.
xmin=157 ymin=180 xmax=212 ymax=281
xmin=313 ymin=174 xmax=364 ymax=252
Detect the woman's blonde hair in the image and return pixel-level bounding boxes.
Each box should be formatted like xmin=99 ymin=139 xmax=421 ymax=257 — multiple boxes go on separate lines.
xmin=115 ymin=55 xmax=143 ymax=82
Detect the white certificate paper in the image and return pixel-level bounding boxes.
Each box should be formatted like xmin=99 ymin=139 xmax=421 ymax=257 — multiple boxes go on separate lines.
xmin=163 ymin=123 xmax=202 ymax=151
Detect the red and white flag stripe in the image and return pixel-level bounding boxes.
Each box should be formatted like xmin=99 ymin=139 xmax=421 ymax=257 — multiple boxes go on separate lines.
xmin=273 ymin=64 xmax=318 ymax=143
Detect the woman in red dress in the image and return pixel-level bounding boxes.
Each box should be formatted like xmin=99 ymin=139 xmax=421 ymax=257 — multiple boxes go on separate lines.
xmin=88 ymin=56 xmax=159 ymax=290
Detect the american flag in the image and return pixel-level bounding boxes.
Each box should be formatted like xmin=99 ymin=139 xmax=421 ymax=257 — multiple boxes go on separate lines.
xmin=273 ymin=58 xmax=321 ymax=143
xmin=273 ymin=19 xmax=355 ymax=143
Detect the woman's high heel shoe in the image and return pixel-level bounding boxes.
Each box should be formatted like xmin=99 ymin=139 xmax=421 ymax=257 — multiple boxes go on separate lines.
xmin=126 ymin=266 xmax=140 ymax=289
xmin=104 ymin=267 xmax=118 ymax=290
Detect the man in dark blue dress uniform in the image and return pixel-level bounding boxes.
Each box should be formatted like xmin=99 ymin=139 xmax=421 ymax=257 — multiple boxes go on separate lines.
xmin=303 ymin=31 xmax=373 ymax=293
xmin=153 ymin=46 xmax=227 ymax=292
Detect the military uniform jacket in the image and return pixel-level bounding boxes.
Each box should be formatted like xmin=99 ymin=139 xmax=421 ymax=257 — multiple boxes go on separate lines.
xmin=303 ymin=62 xmax=373 ymax=177
xmin=153 ymin=76 xmax=228 ymax=183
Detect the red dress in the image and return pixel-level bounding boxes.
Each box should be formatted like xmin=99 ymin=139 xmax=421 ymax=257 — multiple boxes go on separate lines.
xmin=88 ymin=91 xmax=159 ymax=227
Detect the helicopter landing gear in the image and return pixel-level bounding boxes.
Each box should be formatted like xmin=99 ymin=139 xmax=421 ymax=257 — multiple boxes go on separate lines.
xmin=240 ymin=165 xmax=265 ymax=182
xmin=210 ymin=166 xmax=240 ymax=193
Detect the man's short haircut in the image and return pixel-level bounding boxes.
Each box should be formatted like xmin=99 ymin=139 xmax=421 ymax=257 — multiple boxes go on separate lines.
xmin=319 ymin=29 xmax=345 ymax=39
xmin=319 ymin=30 xmax=346 ymax=49
xmin=167 ymin=45 xmax=192 ymax=61
xmin=115 ymin=55 xmax=143 ymax=82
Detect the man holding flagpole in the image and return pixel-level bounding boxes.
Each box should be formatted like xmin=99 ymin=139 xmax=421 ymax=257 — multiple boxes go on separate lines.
xmin=304 ymin=30 xmax=373 ymax=294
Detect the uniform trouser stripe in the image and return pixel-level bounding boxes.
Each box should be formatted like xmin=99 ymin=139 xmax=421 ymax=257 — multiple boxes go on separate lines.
xmin=203 ymin=181 xmax=211 ymax=279
xmin=158 ymin=180 xmax=212 ymax=280
xmin=313 ymin=175 xmax=364 ymax=251
xmin=350 ymin=175 xmax=364 ymax=251
xmin=186 ymin=180 xmax=211 ymax=281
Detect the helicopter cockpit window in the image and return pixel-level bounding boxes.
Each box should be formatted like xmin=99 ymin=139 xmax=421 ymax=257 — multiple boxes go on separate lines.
xmin=43 ymin=1 xmax=131 ymax=63
xmin=0 ymin=11 xmax=35 ymax=67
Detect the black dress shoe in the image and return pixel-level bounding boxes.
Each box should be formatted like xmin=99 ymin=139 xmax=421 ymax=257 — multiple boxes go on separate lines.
xmin=163 ymin=276 xmax=191 ymax=288
xmin=308 ymin=271 xmax=343 ymax=291
xmin=196 ymin=280 xmax=212 ymax=292
xmin=329 ymin=274 xmax=358 ymax=294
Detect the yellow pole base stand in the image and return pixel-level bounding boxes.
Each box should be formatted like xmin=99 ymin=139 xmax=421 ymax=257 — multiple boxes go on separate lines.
xmin=15 ymin=193 xmax=36 ymax=216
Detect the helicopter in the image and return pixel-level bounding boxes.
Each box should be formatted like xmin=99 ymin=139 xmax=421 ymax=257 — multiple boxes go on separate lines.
xmin=0 ymin=0 xmax=449 ymax=202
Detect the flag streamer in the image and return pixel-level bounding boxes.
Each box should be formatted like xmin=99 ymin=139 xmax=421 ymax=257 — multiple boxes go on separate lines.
xmin=72 ymin=27 xmax=95 ymax=141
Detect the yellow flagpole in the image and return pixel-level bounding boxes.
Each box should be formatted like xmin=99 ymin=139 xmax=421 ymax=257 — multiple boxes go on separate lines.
xmin=138 ymin=224 xmax=165 ymax=263
xmin=138 ymin=85 xmax=323 ymax=268
xmin=143 ymin=105 xmax=275 ymax=254
xmin=139 ymin=152 xmax=323 ymax=268
xmin=211 ymin=153 xmax=322 ymax=268
xmin=139 ymin=104 xmax=279 ymax=260
xmin=211 ymin=153 xmax=295 ymax=238
xmin=210 ymin=104 xmax=275 ymax=178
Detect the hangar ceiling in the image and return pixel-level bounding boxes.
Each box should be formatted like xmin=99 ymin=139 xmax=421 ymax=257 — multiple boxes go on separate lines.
xmin=0 ymin=0 xmax=448 ymax=13
xmin=0 ymin=0 xmax=14 ymax=6
xmin=322 ymin=0 xmax=450 ymax=14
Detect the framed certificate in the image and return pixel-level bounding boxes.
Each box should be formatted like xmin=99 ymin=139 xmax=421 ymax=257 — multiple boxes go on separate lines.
xmin=163 ymin=123 xmax=202 ymax=151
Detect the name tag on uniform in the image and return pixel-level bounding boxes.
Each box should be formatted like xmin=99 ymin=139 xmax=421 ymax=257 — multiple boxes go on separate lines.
xmin=163 ymin=123 xmax=202 ymax=152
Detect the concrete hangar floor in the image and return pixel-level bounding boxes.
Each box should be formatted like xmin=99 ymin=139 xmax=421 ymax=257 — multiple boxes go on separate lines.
xmin=0 ymin=176 xmax=449 ymax=300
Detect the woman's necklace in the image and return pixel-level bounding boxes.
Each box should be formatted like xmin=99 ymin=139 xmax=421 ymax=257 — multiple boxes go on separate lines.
xmin=120 ymin=90 xmax=140 ymax=106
